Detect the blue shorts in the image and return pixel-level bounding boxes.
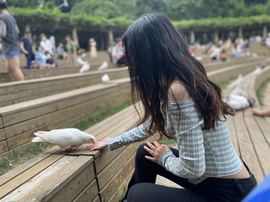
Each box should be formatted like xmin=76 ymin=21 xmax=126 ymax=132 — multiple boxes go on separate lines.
xmin=4 ymin=50 xmax=20 ymax=59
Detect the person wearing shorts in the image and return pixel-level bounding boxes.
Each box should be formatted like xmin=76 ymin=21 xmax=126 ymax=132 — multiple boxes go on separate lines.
xmin=0 ymin=0 xmax=24 ymax=81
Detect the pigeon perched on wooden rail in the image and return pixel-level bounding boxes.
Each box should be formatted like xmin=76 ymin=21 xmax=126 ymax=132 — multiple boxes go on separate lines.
xmin=98 ymin=62 xmax=108 ymax=70
xmin=32 ymin=128 xmax=95 ymax=149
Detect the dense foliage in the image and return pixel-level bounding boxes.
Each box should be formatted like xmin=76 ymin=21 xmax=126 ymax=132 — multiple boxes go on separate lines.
xmin=7 ymin=0 xmax=270 ymax=32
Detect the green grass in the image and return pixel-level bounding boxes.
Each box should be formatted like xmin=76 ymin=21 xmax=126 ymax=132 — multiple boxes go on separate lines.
xmin=0 ymin=100 xmax=132 ymax=176
xmin=73 ymin=100 xmax=132 ymax=130
xmin=0 ymin=143 xmax=50 ymax=176
xmin=158 ymin=137 xmax=176 ymax=146
xmin=218 ymin=76 xmax=237 ymax=90
xmin=256 ymin=78 xmax=270 ymax=106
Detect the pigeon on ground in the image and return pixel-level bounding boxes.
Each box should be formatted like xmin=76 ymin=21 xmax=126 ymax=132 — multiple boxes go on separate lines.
xmin=32 ymin=128 xmax=95 ymax=148
xmin=98 ymin=62 xmax=108 ymax=70
xmin=101 ymin=74 xmax=110 ymax=83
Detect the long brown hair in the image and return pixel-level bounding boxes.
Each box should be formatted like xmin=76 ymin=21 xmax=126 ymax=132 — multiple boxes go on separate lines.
xmin=122 ymin=14 xmax=233 ymax=136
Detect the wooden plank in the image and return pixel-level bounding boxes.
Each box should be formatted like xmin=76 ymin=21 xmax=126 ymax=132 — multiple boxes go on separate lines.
xmin=3 ymin=87 xmax=131 ymax=153
xmin=108 ymin=171 xmax=133 ymax=202
xmin=1 ymin=156 xmax=76 ymax=201
xmin=1 ymin=83 xmax=118 ymax=126
xmin=100 ymin=155 xmax=135 ymax=202
xmin=0 ymin=69 xmax=129 ymax=107
xmin=0 ymin=154 xmax=64 ymax=199
xmin=46 ymin=157 xmax=95 ymax=202
xmin=254 ymin=116 xmax=270 ymax=149
xmin=72 ymin=179 xmax=99 ymax=202
xmin=244 ymin=110 xmax=270 ymax=177
xmin=92 ymin=196 xmax=100 ymax=202
xmin=0 ymin=140 xmax=8 ymax=154
xmin=0 ymin=148 xmax=59 ymax=186
xmin=208 ymin=59 xmax=270 ymax=83
xmin=98 ymin=143 xmax=139 ymax=189
xmin=234 ymin=112 xmax=264 ymax=182
xmin=4 ymin=85 xmax=131 ymax=140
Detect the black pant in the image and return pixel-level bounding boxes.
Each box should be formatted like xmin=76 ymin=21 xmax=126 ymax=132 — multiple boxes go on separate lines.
xmin=125 ymin=144 xmax=257 ymax=202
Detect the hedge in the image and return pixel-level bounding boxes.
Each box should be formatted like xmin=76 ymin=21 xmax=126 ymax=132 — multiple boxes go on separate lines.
xmin=10 ymin=7 xmax=270 ymax=32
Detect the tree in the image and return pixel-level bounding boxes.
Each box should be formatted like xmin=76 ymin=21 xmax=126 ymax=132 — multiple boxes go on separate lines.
xmin=72 ymin=0 xmax=121 ymax=18
xmin=8 ymin=0 xmax=43 ymax=8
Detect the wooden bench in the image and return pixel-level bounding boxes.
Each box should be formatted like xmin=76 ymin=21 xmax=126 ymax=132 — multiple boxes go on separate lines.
xmin=0 ymin=68 xmax=129 ymax=107
xmin=204 ymin=56 xmax=263 ymax=72
xmin=0 ymin=62 xmax=116 ymax=83
xmin=0 ymin=78 xmax=131 ymax=157
xmin=0 ymin=104 xmax=143 ymax=202
xmin=1 ymin=57 xmax=270 ymax=158
xmin=207 ymin=58 xmax=270 ymax=83
xmin=227 ymin=66 xmax=270 ymax=183
xmin=1 ymin=63 xmax=270 ymax=201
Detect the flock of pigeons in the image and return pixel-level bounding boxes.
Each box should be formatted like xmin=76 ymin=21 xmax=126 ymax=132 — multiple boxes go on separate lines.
xmin=77 ymin=55 xmax=111 ymax=83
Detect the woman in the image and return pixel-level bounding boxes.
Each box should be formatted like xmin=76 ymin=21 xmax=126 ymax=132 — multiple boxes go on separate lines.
xmin=87 ymin=14 xmax=256 ymax=202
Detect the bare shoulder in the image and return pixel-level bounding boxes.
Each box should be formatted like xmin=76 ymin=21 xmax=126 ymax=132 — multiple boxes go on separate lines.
xmin=168 ymin=81 xmax=190 ymax=101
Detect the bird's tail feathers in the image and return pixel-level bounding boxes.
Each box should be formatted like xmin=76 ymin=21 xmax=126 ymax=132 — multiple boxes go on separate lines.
xmin=31 ymin=137 xmax=44 ymax=143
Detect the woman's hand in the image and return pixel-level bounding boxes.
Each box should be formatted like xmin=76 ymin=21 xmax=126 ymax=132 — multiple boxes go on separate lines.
xmin=85 ymin=138 xmax=108 ymax=151
xmin=144 ymin=141 xmax=170 ymax=163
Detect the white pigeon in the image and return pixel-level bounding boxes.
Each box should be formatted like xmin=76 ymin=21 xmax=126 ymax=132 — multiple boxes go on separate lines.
xmin=79 ymin=63 xmax=90 ymax=73
xmin=98 ymin=61 xmax=108 ymax=70
xmin=225 ymin=94 xmax=250 ymax=111
xmin=32 ymin=128 xmax=95 ymax=148
xmin=77 ymin=56 xmax=91 ymax=73
xmin=101 ymin=74 xmax=110 ymax=83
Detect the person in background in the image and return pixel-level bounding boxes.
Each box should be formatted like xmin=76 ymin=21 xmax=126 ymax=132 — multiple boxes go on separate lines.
xmin=40 ymin=34 xmax=53 ymax=54
xmin=0 ymin=0 xmax=24 ymax=81
xmin=35 ymin=47 xmax=53 ymax=69
xmin=219 ymin=49 xmax=227 ymax=62
xmin=111 ymin=38 xmax=124 ymax=65
xmin=65 ymin=35 xmax=77 ymax=59
xmin=89 ymin=38 xmax=97 ymax=58
xmin=45 ymin=51 xmax=56 ymax=68
xmin=266 ymin=33 xmax=270 ymax=48
xmin=56 ymin=43 xmax=68 ymax=60
xmin=20 ymin=30 xmax=35 ymax=69
xmin=210 ymin=44 xmax=221 ymax=61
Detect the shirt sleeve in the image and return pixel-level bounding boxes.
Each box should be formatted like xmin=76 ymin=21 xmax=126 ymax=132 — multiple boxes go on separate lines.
xmin=159 ymin=103 xmax=206 ymax=179
xmin=107 ymin=120 xmax=155 ymax=150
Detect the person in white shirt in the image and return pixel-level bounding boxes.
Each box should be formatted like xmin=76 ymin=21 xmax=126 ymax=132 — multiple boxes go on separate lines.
xmin=40 ymin=34 xmax=53 ymax=54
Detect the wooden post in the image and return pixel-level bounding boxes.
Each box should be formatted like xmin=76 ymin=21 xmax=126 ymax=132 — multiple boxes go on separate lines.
xmin=262 ymin=25 xmax=268 ymax=39
xmin=108 ymin=29 xmax=114 ymax=48
xmin=72 ymin=26 xmax=79 ymax=47
xmin=190 ymin=30 xmax=195 ymax=44
xmin=238 ymin=27 xmax=243 ymax=38
xmin=214 ymin=30 xmax=219 ymax=43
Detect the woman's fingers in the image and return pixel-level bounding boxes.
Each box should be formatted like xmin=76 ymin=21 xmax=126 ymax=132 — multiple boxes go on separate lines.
xmin=145 ymin=155 xmax=155 ymax=162
xmin=153 ymin=141 xmax=161 ymax=148
xmin=144 ymin=145 xmax=155 ymax=156
xmin=146 ymin=141 xmax=156 ymax=150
